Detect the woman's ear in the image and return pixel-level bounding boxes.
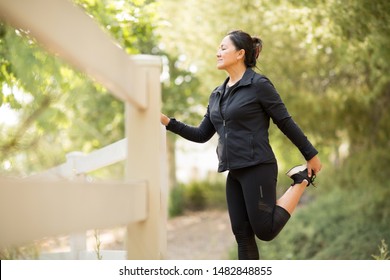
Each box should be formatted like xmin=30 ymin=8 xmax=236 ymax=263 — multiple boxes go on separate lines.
xmin=237 ymin=49 xmax=245 ymax=60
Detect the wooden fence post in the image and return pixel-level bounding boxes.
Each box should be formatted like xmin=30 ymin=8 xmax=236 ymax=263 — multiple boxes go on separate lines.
xmin=65 ymin=152 xmax=87 ymax=259
xmin=125 ymin=55 xmax=167 ymax=259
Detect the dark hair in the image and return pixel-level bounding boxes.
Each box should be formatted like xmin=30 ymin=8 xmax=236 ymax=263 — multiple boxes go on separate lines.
xmin=227 ymin=30 xmax=262 ymax=68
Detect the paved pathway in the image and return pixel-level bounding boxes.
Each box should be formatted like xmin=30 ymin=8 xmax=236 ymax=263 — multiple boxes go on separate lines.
xmin=166 ymin=210 xmax=235 ymax=260
xmin=39 ymin=209 xmax=236 ymax=260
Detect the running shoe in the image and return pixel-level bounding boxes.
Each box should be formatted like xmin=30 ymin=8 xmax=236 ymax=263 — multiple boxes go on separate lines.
xmin=286 ymin=164 xmax=316 ymax=187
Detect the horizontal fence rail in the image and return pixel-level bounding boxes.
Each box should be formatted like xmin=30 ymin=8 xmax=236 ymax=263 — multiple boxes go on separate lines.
xmin=31 ymin=138 xmax=128 ymax=180
xmin=0 ymin=179 xmax=147 ymax=248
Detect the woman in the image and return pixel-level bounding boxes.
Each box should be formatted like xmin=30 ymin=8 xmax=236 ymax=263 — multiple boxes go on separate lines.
xmin=161 ymin=30 xmax=322 ymax=260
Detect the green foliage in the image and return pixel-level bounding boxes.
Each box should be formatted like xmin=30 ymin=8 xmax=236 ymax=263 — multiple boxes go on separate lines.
xmin=336 ymin=146 xmax=390 ymax=189
xmin=169 ymin=176 xmax=227 ymax=217
xmin=326 ymin=0 xmax=390 ymax=150
xmin=0 ymin=244 xmax=40 ymax=260
xmin=157 ymin=0 xmax=390 ymax=162
xmin=185 ymin=181 xmax=207 ymax=211
xmin=158 ymin=51 xmax=209 ymax=188
xmin=0 ymin=0 xmax=161 ymax=177
xmin=160 ymin=52 xmax=204 ymax=126
xmin=372 ymin=240 xmax=389 ymax=260
xmin=74 ymin=0 xmax=160 ymax=54
xmin=94 ymin=230 xmax=103 ymax=260
xmin=169 ymin=184 xmax=186 ymax=217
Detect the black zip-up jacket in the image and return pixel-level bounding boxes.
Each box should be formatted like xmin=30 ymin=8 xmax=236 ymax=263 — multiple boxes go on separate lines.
xmin=166 ymin=68 xmax=318 ymax=172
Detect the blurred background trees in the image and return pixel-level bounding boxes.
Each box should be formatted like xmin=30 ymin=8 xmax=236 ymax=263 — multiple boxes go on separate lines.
xmin=0 ymin=0 xmax=389 ymax=259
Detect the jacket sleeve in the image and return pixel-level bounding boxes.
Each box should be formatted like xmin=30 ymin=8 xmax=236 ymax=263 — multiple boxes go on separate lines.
xmin=166 ymin=106 xmax=216 ymax=143
xmin=276 ymin=117 xmax=318 ymax=160
xmin=258 ymin=79 xmax=318 ymax=160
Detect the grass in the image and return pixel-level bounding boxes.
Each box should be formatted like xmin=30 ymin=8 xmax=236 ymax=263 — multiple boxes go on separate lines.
xmin=372 ymin=239 xmax=389 ymax=260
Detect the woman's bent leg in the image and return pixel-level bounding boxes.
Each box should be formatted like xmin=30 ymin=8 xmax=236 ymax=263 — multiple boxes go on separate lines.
xmin=276 ymin=181 xmax=308 ymax=215
xmin=231 ymin=164 xmax=291 ymax=242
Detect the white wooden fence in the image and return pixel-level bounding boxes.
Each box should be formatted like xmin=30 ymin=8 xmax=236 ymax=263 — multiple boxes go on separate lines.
xmin=0 ymin=0 xmax=167 ymax=259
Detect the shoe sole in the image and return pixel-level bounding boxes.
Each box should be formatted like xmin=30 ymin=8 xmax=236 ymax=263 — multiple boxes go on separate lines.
xmin=286 ymin=164 xmax=307 ymax=177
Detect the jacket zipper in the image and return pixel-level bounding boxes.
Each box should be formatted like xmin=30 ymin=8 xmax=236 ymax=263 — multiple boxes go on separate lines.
xmin=219 ymin=85 xmax=240 ymax=170
xmin=223 ymin=119 xmax=229 ymax=169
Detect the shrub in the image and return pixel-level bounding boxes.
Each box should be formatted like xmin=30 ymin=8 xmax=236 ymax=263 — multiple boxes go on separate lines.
xmin=168 ymin=184 xmax=186 ymax=217
xmin=372 ymin=239 xmax=389 ymax=260
xmin=168 ymin=176 xmax=227 ymax=217
xmin=185 ymin=181 xmax=207 ymax=211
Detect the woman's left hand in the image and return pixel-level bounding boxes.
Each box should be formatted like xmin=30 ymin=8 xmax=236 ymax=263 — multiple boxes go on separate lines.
xmin=307 ymin=155 xmax=322 ymax=177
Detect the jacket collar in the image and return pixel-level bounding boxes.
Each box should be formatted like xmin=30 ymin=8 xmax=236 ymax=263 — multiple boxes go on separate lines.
xmin=214 ymin=68 xmax=256 ymax=95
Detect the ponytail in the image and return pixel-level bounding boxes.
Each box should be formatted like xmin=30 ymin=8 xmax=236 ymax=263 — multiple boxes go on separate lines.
xmin=252 ymin=37 xmax=262 ymax=67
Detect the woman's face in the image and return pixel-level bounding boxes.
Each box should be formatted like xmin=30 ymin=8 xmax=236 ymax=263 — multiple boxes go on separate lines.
xmin=216 ymin=35 xmax=243 ymax=70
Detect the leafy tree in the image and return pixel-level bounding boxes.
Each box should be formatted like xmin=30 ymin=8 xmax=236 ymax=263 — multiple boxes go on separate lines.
xmin=0 ymin=0 xmax=161 ymax=177
xmin=159 ymin=51 xmax=204 ymax=187
xmin=155 ymin=0 xmax=336 ymax=176
xmin=157 ymin=0 xmax=390 ymax=259
xmin=329 ymin=0 xmax=390 ymax=150
xmin=156 ymin=0 xmax=390 ymax=174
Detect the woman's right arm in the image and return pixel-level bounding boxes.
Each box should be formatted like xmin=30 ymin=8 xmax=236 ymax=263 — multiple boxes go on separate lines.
xmin=160 ymin=110 xmax=216 ymax=143
xmin=160 ymin=113 xmax=171 ymax=126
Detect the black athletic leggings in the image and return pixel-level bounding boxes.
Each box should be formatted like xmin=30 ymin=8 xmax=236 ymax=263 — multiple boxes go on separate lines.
xmin=226 ymin=163 xmax=291 ymax=260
